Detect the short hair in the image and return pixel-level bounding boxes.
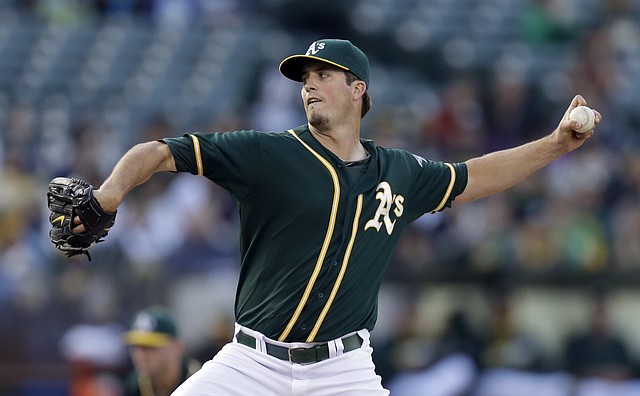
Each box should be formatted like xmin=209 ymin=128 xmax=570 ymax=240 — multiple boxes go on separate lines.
xmin=345 ymin=71 xmax=372 ymax=118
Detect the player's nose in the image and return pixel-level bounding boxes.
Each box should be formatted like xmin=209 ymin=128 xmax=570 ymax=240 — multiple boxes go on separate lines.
xmin=303 ymin=78 xmax=317 ymax=92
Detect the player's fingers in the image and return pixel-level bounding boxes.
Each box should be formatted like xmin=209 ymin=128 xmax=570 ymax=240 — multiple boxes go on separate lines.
xmin=72 ymin=216 xmax=87 ymax=233
xmin=564 ymin=95 xmax=587 ymax=119
xmin=575 ymin=129 xmax=596 ymax=140
xmin=573 ymin=94 xmax=586 ymax=107
xmin=593 ymin=109 xmax=602 ymax=124
xmin=561 ymin=119 xmax=593 ymax=137
xmin=73 ymin=225 xmax=87 ymax=233
xmin=567 ymin=119 xmax=583 ymax=132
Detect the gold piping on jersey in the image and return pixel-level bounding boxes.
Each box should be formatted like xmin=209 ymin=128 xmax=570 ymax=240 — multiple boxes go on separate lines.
xmin=279 ymin=129 xmax=341 ymax=342
xmin=307 ymin=193 xmax=363 ymax=342
xmin=189 ymin=134 xmax=204 ymax=176
xmin=431 ymin=162 xmax=456 ymax=213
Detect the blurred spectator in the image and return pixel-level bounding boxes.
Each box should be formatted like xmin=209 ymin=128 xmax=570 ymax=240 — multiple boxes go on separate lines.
xmin=564 ymin=288 xmax=634 ymax=381
xmin=3 ymin=104 xmax=39 ymax=174
xmin=372 ymin=296 xmax=434 ymax=388
xmin=150 ymin=0 xmax=198 ymax=30
xmin=123 ymin=306 xmax=200 ymax=396
xmin=250 ymin=67 xmax=305 ymax=131
xmin=34 ymin=0 xmax=96 ymax=26
xmin=387 ymin=353 xmax=477 ymax=396
xmin=520 ymin=0 xmax=582 ymax=46
xmin=419 ymin=74 xmax=487 ymax=158
xmin=384 ymin=310 xmax=482 ymax=395
xmin=434 ymin=310 xmax=484 ymax=368
xmin=191 ymin=313 xmax=234 ymax=365
xmin=610 ymin=149 xmax=640 ymax=269
xmin=93 ymin=0 xmax=152 ymax=17
xmin=482 ymin=66 xmax=537 ymax=150
xmin=60 ymin=322 xmax=127 ymax=396
xmin=474 ymin=369 xmax=573 ymax=396
xmin=481 ymin=286 xmax=544 ymax=372
xmin=472 ymin=284 xmax=570 ymax=396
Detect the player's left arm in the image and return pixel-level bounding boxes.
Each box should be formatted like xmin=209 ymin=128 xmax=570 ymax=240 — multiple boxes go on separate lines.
xmin=456 ymin=95 xmax=602 ymax=202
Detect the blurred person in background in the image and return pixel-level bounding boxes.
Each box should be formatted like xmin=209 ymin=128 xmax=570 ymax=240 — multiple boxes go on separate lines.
xmin=562 ymin=286 xmax=640 ymax=396
xmin=382 ymin=308 xmax=481 ymax=396
xmin=564 ymin=287 xmax=634 ymax=381
xmin=123 ymin=306 xmax=200 ymax=396
xmin=482 ymin=286 xmax=545 ymax=373
xmin=191 ymin=313 xmax=235 ymax=367
xmin=60 ymin=321 xmax=127 ymax=396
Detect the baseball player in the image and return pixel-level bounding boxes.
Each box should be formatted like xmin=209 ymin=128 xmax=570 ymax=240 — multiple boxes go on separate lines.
xmin=123 ymin=306 xmax=201 ymax=396
xmin=56 ymin=39 xmax=599 ymax=395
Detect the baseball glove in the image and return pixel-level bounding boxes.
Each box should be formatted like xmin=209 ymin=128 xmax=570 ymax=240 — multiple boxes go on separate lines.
xmin=47 ymin=177 xmax=116 ymax=260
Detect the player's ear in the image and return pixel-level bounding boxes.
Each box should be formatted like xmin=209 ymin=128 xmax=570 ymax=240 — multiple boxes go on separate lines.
xmin=352 ymin=81 xmax=366 ymax=100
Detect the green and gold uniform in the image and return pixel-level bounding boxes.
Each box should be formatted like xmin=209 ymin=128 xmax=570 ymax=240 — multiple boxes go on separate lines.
xmin=163 ymin=124 xmax=467 ymax=343
xmin=124 ymin=358 xmax=200 ymax=396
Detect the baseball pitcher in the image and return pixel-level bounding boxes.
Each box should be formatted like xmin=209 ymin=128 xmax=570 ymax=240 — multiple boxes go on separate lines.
xmin=47 ymin=39 xmax=600 ymax=395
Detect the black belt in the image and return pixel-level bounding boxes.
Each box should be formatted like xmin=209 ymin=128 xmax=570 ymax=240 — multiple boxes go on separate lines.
xmin=235 ymin=331 xmax=363 ymax=364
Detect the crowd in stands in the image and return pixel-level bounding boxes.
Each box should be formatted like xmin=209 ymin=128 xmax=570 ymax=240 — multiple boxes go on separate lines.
xmin=1 ymin=0 xmax=640 ymax=395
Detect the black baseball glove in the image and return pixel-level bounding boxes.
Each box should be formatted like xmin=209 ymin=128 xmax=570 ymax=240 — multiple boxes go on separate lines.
xmin=47 ymin=177 xmax=116 ymax=260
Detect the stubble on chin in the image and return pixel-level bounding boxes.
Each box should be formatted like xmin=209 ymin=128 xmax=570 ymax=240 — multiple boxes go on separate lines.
xmin=308 ymin=112 xmax=329 ymax=129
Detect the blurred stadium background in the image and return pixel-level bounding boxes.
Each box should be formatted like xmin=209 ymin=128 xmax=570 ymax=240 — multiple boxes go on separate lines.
xmin=1 ymin=0 xmax=640 ymax=395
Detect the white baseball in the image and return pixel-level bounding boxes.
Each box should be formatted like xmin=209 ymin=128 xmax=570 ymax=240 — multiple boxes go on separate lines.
xmin=568 ymin=106 xmax=595 ymax=133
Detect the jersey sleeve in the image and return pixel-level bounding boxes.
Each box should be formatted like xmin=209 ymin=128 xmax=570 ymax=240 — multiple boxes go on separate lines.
xmin=162 ymin=130 xmax=261 ymax=199
xmin=409 ymin=156 xmax=468 ymax=216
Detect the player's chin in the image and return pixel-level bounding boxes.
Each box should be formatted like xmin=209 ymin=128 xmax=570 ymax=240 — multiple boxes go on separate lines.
xmin=308 ymin=113 xmax=330 ymax=128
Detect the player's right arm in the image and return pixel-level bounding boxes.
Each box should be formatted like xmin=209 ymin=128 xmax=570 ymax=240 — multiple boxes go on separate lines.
xmin=456 ymin=95 xmax=599 ymax=202
xmin=93 ymin=141 xmax=176 ymax=212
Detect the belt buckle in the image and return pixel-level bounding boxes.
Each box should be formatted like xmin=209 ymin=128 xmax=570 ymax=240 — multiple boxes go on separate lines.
xmin=287 ymin=346 xmax=306 ymax=363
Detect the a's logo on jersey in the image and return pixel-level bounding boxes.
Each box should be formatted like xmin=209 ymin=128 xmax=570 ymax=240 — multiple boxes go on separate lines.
xmin=412 ymin=154 xmax=428 ymax=167
xmin=306 ymin=42 xmax=326 ymax=56
xmin=364 ymin=181 xmax=405 ymax=235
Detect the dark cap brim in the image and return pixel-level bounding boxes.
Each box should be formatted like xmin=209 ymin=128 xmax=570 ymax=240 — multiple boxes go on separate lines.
xmin=279 ymin=55 xmax=350 ymax=82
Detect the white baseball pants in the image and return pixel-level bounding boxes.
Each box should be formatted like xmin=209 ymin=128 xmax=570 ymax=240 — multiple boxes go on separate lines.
xmin=171 ymin=324 xmax=389 ymax=395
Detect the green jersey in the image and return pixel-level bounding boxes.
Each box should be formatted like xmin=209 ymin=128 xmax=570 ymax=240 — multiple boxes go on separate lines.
xmin=124 ymin=358 xmax=200 ymax=396
xmin=163 ymin=125 xmax=467 ymax=343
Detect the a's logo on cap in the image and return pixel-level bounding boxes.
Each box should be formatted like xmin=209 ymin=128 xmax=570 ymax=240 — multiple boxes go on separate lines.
xmin=132 ymin=312 xmax=156 ymax=332
xmin=305 ymin=41 xmax=326 ymax=56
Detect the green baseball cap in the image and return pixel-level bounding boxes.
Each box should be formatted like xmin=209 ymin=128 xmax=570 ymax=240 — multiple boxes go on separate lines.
xmin=123 ymin=306 xmax=177 ymax=348
xmin=280 ymin=39 xmax=370 ymax=87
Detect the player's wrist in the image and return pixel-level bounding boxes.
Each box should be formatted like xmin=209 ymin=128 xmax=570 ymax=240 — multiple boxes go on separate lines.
xmin=554 ymin=128 xmax=584 ymax=156
xmin=92 ymin=188 xmax=120 ymax=213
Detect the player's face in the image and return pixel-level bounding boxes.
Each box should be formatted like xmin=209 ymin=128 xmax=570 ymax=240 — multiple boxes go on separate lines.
xmin=130 ymin=344 xmax=177 ymax=375
xmin=300 ymin=61 xmax=354 ymax=128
